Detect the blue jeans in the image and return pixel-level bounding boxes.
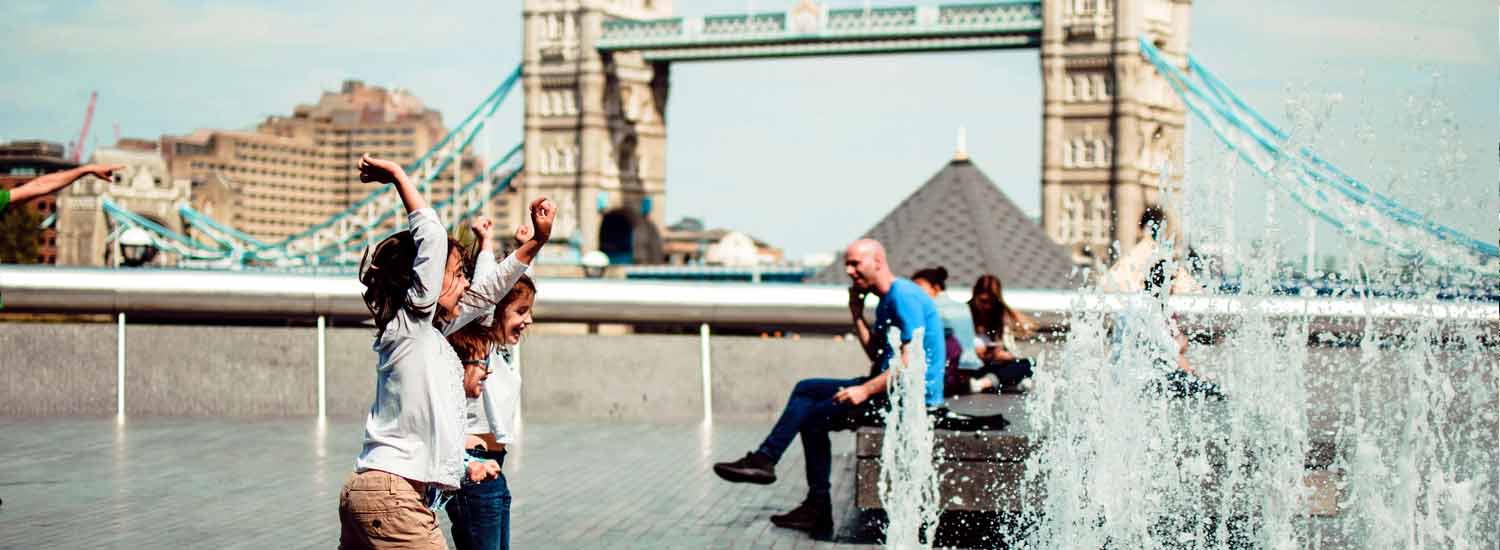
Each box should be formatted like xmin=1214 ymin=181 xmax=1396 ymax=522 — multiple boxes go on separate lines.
xmin=756 ymin=377 xmax=866 ymax=501
xmin=446 ymin=450 xmax=511 ymax=550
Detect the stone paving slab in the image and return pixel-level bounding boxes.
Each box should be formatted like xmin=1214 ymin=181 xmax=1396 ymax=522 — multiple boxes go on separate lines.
xmin=0 ymin=417 xmax=879 ymax=550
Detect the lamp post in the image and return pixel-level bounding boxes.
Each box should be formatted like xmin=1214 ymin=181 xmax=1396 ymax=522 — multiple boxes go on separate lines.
xmin=118 ymin=227 xmax=157 ymax=267
xmin=581 ymin=250 xmax=610 ymax=279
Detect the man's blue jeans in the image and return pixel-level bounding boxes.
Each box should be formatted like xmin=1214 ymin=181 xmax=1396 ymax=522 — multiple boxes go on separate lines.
xmin=756 ymin=377 xmax=867 ymax=501
xmin=446 ymin=451 xmax=511 ymax=550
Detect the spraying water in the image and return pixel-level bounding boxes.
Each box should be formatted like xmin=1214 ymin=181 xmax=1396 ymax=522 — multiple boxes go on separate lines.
xmin=879 ymin=326 xmax=941 ymax=549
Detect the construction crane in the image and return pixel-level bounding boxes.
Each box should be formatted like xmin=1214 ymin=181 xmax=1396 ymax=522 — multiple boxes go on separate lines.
xmin=70 ymin=91 xmax=97 ymax=162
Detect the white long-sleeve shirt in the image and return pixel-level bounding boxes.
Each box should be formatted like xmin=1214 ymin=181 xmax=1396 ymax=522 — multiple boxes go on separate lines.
xmin=354 ymin=208 xmax=468 ymax=490
xmin=441 ymin=248 xmax=529 ymax=444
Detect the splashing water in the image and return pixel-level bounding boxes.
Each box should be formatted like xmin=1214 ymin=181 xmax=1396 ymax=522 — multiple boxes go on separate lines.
xmin=879 ymin=326 xmax=941 ymax=549
xmin=991 ymin=74 xmax=1498 ymax=549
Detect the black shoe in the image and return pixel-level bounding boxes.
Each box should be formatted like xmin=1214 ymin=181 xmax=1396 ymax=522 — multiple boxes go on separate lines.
xmin=770 ymin=498 xmax=834 ymax=540
xmin=713 ymin=452 xmax=776 ymax=485
xmin=929 ymin=406 xmax=1010 ymax=431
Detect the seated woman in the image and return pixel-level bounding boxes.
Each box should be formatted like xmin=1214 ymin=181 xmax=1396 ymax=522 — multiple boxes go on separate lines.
xmin=967 ymin=274 xmax=1039 ymax=393
xmin=909 ymin=267 xmax=983 ymax=397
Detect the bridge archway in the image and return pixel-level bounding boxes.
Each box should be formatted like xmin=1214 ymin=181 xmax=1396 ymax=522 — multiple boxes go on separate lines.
xmin=598 ymin=207 xmax=664 ymax=265
xmin=522 ymin=0 xmax=1192 ymax=265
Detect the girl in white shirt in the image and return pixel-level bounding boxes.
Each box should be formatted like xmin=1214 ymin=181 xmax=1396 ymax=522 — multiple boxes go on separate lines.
xmin=337 ymin=155 xmax=501 ymax=550
xmin=439 ymin=210 xmax=551 ymax=550
xmin=444 ymin=275 xmax=535 ymax=550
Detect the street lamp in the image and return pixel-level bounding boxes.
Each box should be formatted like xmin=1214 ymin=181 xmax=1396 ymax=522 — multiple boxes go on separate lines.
xmin=581 ymin=250 xmax=610 ymax=279
xmin=118 ymin=227 xmax=157 ymax=267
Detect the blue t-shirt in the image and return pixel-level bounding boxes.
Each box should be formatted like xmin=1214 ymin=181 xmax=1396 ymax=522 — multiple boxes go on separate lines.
xmin=872 ymin=278 xmax=948 ymax=406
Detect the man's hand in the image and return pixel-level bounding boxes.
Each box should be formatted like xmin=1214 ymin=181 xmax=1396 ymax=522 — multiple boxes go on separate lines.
xmin=357 ymin=154 xmax=408 ymax=185
xmin=82 ymin=164 xmax=125 ymax=182
xmin=848 ymin=287 xmax=868 ymax=318
xmin=514 ymin=223 xmax=533 ymax=246
xmin=466 ymin=459 xmax=501 ymax=483
xmin=528 ymin=197 xmax=556 ymax=242
xmin=832 ymin=384 xmax=872 ymax=406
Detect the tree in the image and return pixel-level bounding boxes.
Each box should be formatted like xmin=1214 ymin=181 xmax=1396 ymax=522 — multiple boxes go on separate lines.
xmin=0 ymin=204 xmax=43 ymax=264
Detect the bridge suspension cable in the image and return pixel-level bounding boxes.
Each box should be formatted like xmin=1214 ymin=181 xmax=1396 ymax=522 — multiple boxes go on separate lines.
xmin=105 ymin=64 xmax=524 ymax=269
xmin=1139 ymin=39 xmax=1498 ymax=279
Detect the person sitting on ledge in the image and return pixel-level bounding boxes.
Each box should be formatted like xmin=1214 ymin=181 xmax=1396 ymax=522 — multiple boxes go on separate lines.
xmin=908 ymin=266 xmax=984 ymax=397
xmin=711 ymin=238 xmax=946 ymax=540
xmin=966 ymin=274 xmax=1040 ymax=394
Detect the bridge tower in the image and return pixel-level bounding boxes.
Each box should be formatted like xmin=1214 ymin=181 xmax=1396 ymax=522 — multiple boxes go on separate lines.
xmin=1040 ymin=0 xmax=1191 ymax=266
xmin=522 ymin=0 xmax=672 ymax=265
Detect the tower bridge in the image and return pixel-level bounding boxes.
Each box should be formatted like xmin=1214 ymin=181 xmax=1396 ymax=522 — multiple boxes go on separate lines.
xmin=75 ymin=1 xmax=1495 ymax=277
xmin=524 ymin=0 xmax=1192 ymax=265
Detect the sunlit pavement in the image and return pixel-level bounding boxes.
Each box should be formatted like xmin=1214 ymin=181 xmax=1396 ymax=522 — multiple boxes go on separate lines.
xmin=0 ymin=417 xmax=878 ymax=549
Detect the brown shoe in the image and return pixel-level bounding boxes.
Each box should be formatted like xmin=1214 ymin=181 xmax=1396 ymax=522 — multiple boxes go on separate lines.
xmin=713 ymin=452 xmax=776 ymax=485
xmin=770 ymin=498 xmax=833 ymax=540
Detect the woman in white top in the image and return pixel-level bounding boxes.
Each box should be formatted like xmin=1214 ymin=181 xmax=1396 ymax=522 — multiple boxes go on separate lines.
xmin=337 ymin=155 xmax=501 ymax=550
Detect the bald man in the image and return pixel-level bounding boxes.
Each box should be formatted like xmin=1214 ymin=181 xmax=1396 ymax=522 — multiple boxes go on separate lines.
xmin=712 ymin=238 xmax=946 ymax=539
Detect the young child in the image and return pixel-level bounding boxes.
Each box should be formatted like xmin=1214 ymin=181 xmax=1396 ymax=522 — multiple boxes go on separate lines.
xmin=338 ymin=154 xmax=500 ymax=550
xmin=443 ymin=274 xmax=537 ymax=550
xmin=441 ymin=205 xmax=553 ymax=550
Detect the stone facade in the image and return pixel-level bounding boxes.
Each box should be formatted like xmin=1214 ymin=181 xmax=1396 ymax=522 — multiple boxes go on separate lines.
xmin=533 ymin=0 xmax=1191 ymax=268
xmin=161 ymin=80 xmax=507 ymax=244
xmin=55 ymin=147 xmax=190 ymax=266
xmin=1040 ymin=0 xmax=1191 ymax=267
xmin=522 ymin=0 xmax=671 ymax=265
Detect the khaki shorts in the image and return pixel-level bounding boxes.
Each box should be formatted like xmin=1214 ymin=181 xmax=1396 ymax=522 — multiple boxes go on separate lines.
xmin=338 ymin=470 xmax=446 ymax=550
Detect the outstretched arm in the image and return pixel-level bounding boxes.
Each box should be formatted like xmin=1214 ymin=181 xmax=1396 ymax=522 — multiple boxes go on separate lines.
xmin=359 ymin=155 xmax=443 ymax=308
xmin=510 ymin=197 xmax=556 ymax=266
xmin=358 ymin=154 xmax=425 ymax=214
xmin=9 ymin=164 xmax=122 ymax=205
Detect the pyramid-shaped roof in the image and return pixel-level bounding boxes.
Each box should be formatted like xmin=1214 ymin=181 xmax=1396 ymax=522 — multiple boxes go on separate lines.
xmin=810 ymin=158 xmax=1079 ymax=290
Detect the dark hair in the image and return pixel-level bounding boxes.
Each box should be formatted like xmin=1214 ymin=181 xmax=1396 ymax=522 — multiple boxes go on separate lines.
xmin=968 ymin=274 xmax=1037 ymax=342
xmin=446 ymin=321 xmax=493 ymax=363
xmin=1139 ymin=206 xmax=1166 ymax=241
xmin=911 ymin=266 xmax=949 ymax=291
xmin=446 ymin=276 xmax=538 ymax=362
xmin=498 ymin=275 xmax=537 ymax=312
xmin=359 ymin=231 xmax=466 ymax=335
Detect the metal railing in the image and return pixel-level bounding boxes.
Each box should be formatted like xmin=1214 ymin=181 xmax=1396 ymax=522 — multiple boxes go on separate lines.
xmin=3 ymin=266 xmax=1495 ymax=327
xmin=4 ymin=266 xmax=1494 ymax=421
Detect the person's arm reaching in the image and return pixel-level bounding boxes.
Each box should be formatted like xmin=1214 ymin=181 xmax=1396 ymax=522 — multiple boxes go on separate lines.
xmin=358 ymin=155 xmax=443 ymax=309
xmin=359 ymin=154 xmax=427 ymax=213
xmin=509 ymin=197 xmax=556 ymax=266
xmin=8 ymin=164 xmax=122 ymax=205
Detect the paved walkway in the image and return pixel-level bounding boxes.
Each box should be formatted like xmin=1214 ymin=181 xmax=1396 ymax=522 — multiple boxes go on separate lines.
xmin=0 ymin=417 xmax=881 ymax=549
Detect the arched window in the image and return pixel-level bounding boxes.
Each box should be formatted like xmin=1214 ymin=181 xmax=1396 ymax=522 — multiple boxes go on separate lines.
xmin=1077 ymin=75 xmax=1092 ymax=101
xmin=1062 ymin=140 xmax=1075 ymax=168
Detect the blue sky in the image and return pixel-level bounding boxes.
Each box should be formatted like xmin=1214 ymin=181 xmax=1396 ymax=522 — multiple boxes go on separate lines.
xmin=1 ymin=0 xmax=1494 ymax=264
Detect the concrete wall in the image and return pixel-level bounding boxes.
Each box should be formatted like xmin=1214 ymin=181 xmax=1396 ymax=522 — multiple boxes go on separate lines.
xmin=0 ymin=323 xmax=874 ymax=420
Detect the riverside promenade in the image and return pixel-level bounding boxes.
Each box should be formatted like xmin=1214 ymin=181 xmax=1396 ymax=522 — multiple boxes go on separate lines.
xmin=0 ymin=417 xmax=876 ymax=549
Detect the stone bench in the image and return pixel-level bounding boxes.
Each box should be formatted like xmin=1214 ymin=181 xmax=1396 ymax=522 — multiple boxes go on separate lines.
xmin=854 ymin=393 xmax=1342 ymax=517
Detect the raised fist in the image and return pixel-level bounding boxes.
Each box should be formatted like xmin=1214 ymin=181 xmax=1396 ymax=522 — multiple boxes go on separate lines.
xmin=357 ymin=154 xmax=407 ymax=185
xmin=514 ymin=223 xmax=534 ymax=245
xmin=471 ymin=216 xmax=495 ymax=242
xmin=529 ymin=197 xmax=556 ymax=242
